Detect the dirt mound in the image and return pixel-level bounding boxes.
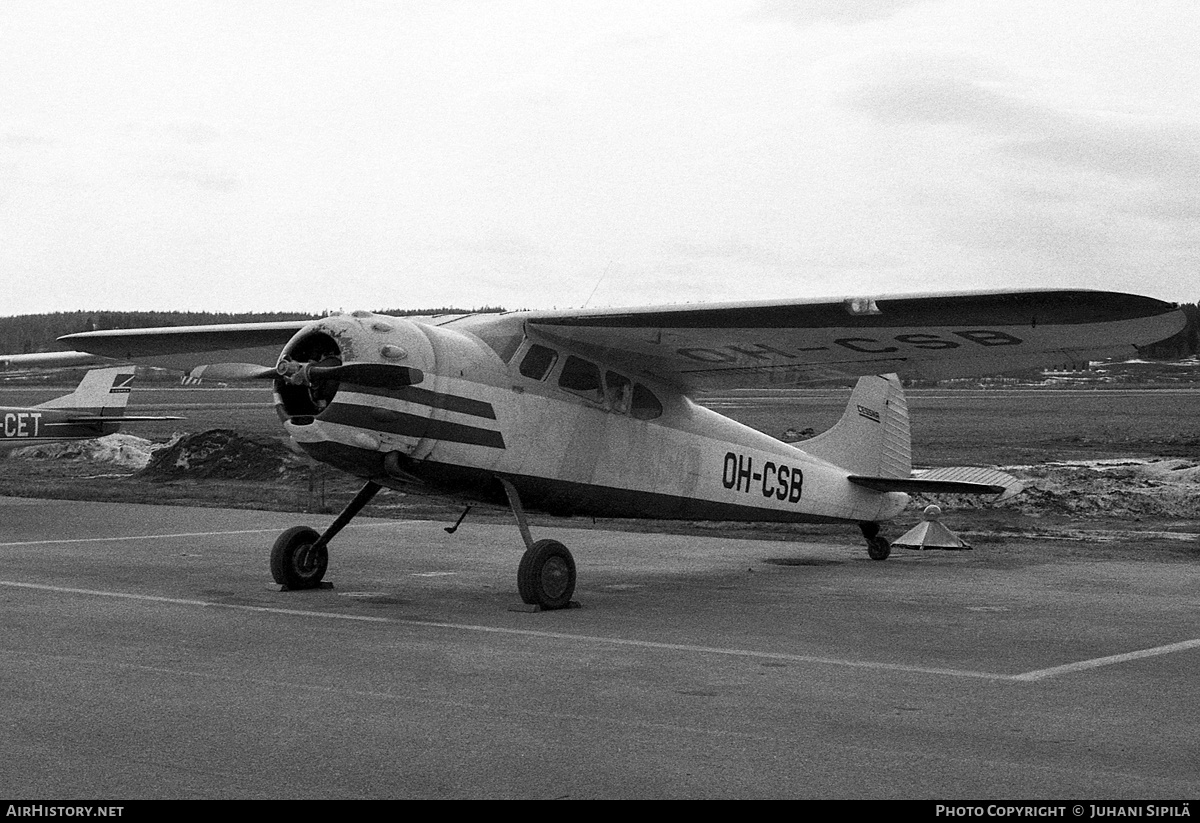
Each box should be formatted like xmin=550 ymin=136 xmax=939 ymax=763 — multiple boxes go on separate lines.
xmin=8 ymin=433 xmax=160 ymax=469
xmin=138 ymin=429 xmax=304 ymax=481
xmin=914 ymin=458 xmax=1200 ymax=519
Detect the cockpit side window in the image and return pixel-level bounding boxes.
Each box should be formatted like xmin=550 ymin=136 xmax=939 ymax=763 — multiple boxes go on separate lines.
xmin=604 ymin=371 xmax=632 ymax=414
xmin=558 ymin=355 xmax=603 ymax=402
xmin=631 ymin=383 xmax=663 ymax=420
xmin=519 ymin=344 xmax=558 ymax=380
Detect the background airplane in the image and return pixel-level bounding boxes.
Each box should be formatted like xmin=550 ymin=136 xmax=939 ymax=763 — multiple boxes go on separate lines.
xmin=1 ymin=367 xmax=180 ymax=447
xmin=57 ymin=288 xmax=1187 ymax=609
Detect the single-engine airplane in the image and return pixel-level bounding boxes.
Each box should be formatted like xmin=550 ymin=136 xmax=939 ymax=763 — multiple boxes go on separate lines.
xmin=58 ymin=289 xmax=1186 ymax=609
xmin=1 ymin=367 xmax=180 ymax=447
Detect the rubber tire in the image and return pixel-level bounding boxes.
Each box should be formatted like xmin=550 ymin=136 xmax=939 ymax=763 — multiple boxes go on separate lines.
xmin=517 ymin=539 xmax=576 ymax=610
xmin=271 ymin=526 xmax=328 ymax=588
xmin=867 ymin=536 xmax=891 ymax=561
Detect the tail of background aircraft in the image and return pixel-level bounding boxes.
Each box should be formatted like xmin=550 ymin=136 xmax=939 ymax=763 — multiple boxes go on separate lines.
xmin=800 ymin=373 xmax=912 ymax=478
xmin=2 ymin=367 xmax=179 ymax=446
xmin=36 ymin=367 xmax=136 ymax=417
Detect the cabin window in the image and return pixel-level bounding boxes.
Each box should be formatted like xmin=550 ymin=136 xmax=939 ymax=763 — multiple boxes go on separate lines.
xmin=519 ymin=344 xmax=558 ymax=380
xmin=631 ymin=383 xmax=663 ymax=420
xmin=558 ymin=355 xmax=603 ymax=402
xmin=604 ymin=371 xmax=632 ymax=414
xmin=483 ymin=331 xmax=524 ymax=364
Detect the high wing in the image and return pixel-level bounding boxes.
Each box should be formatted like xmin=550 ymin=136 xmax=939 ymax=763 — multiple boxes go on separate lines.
xmin=56 ymin=290 xmax=1185 ymax=391
xmin=57 ymin=320 xmax=311 ymax=375
xmin=452 ymin=288 xmax=1185 ymax=390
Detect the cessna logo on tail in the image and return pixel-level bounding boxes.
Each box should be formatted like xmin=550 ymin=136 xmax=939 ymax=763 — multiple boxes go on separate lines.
xmin=857 ymin=405 xmax=881 ymax=423
xmin=109 ymin=373 xmax=136 ymax=394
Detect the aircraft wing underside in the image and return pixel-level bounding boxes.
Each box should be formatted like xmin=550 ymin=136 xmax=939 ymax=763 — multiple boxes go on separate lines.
xmin=502 ymin=289 xmax=1186 ymax=390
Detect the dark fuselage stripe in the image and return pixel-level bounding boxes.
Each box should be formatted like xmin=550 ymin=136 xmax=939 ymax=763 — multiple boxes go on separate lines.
xmin=342 ymin=383 xmax=496 ymax=419
xmin=297 ymin=440 xmax=852 ymax=524
xmin=319 ymin=402 xmax=506 ymax=449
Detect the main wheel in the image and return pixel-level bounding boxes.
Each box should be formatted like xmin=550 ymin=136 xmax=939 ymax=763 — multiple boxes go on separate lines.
xmin=517 ymin=539 xmax=576 ymax=610
xmin=867 ymin=536 xmax=891 ymax=561
xmin=271 ymin=526 xmax=328 ymax=589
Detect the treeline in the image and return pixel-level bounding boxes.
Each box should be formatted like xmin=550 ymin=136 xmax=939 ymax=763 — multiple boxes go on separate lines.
xmin=0 ymin=308 xmax=506 ymax=354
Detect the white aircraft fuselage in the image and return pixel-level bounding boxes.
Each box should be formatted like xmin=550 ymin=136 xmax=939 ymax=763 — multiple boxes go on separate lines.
xmin=277 ymin=311 xmax=909 ymax=526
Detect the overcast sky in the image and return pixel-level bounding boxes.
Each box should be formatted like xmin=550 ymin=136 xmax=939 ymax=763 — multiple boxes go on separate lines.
xmin=1 ymin=0 xmax=1197 ymax=316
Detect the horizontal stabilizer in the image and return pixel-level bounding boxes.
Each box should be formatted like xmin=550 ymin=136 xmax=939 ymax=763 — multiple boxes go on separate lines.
xmin=849 ymin=466 xmax=1023 ymax=500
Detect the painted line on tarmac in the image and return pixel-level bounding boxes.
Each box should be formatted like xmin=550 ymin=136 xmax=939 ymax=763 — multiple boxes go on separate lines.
xmin=8 ymin=579 xmax=1195 ymax=681
xmin=1011 ymin=639 xmax=1200 ymax=681
xmin=0 ymin=580 xmax=396 ymax=622
xmin=0 ymin=579 xmax=1017 ymax=681
xmin=0 ymin=521 xmax=427 ymax=548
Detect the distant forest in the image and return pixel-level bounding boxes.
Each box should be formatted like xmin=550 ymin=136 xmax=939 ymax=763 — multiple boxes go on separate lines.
xmin=0 ymin=303 xmax=1196 ymax=359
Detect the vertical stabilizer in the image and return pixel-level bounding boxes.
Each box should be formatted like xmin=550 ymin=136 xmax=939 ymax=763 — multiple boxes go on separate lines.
xmin=37 ymin=367 xmax=136 ymax=415
xmin=799 ymin=374 xmax=911 ymax=478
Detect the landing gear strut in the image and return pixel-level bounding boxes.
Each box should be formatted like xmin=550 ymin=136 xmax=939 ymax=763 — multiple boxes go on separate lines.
xmin=498 ymin=477 xmax=577 ymax=610
xmin=271 ymin=480 xmax=382 ymax=589
xmin=859 ymin=521 xmax=891 ymax=561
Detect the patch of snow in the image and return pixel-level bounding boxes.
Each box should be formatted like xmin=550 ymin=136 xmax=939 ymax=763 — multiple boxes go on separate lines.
xmin=9 ymin=433 xmax=161 ymax=469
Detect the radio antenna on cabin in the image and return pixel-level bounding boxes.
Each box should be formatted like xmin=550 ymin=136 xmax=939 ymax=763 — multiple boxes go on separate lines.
xmin=581 ymin=261 xmax=613 ymax=309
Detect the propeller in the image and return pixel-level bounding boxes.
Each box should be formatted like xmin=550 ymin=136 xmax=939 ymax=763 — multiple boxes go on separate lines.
xmin=187 ymin=361 xmax=423 ymax=389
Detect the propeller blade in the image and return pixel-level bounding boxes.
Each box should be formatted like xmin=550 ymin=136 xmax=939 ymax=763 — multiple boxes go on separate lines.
xmin=313 ymin=363 xmax=425 ymax=388
xmin=187 ymin=363 xmax=278 ymax=382
xmin=275 ymin=359 xmax=424 ymax=389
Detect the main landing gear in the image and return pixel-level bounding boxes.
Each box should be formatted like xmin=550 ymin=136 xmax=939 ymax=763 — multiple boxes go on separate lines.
xmin=268 ymin=476 xmax=577 ymax=610
xmin=859 ymin=521 xmax=891 ymax=561
xmin=498 ymin=477 xmax=578 ymax=610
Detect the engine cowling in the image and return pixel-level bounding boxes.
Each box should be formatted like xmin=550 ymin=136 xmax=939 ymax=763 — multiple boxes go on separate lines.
xmin=274 ymin=311 xmax=437 ymax=463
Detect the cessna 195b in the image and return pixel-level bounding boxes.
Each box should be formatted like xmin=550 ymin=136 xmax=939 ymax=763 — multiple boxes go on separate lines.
xmin=1 ymin=367 xmax=179 ymax=447
xmin=58 ymin=289 xmax=1185 ymax=609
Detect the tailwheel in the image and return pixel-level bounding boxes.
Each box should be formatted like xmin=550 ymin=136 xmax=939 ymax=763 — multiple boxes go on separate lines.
xmin=517 ymin=539 xmax=577 ymax=610
xmin=867 ymin=536 xmax=891 ymax=561
xmin=271 ymin=526 xmax=329 ymax=589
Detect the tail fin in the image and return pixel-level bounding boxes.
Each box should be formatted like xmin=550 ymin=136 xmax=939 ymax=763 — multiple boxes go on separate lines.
xmin=37 ymin=367 xmax=135 ymax=416
xmin=800 ymin=373 xmax=911 ymax=478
